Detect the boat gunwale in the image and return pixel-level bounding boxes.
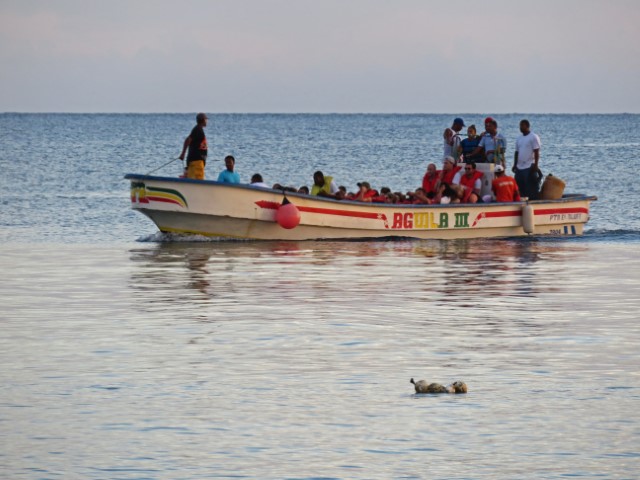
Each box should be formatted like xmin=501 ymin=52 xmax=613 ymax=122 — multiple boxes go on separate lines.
xmin=124 ymin=173 xmax=598 ymax=207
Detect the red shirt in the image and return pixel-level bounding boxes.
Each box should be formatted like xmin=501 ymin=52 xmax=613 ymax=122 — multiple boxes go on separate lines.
xmin=442 ymin=165 xmax=462 ymax=185
xmin=459 ymin=171 xmax=484 ymax=202
xmin=492 ymin=175 xmax=521 ymax=202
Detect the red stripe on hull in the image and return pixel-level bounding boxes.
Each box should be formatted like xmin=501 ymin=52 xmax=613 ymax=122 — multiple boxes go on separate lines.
xmin=147 ymin=196 xmax=183 ymax=206
xmin=256 ymin=200 xmax=389 ymax=226
xmin=471 ymin=210 xmax=521 ymax=227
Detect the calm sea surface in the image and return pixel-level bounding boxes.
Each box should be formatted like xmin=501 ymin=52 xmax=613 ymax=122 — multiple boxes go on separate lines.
xmin=1 ymin=114 xmax=639 ymax=479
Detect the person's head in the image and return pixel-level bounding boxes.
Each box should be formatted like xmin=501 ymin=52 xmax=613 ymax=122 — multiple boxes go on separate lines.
xmin=251 ymin=173 xmax=263 ymax=184
xmin=196 ymin=112 xmax=208 ymax=126
xmin=339 ymin=185 xmax=347 ymax=194
xmin=313 ymin=170 xmax=325 ymax=186
xmin=452 ymin=117 xmax=465 ymax=132
xmin=467 ymin=125 xmax=477 ymax=137
xmin=484 ymin=117 xmax=497 ymax=134
xmin=357 ymin=181 xmax=371 ymax=192
xmin=426 ymin=163 xmax=437 ymax=175
xmin=224 ymin=155 xmax=235 ymax=172
xmin=464 ymin=162 xmax=477 ymax=176
xmin=519 ymin=119 xmax=531 ymax=135
xmin=494 ymin=164 xmax=505 ymax=176
xmin=298 ymin=185 xmax=309 ymax=194
xmin=450 ymin=184 xmax=465 ymax=200
xmin=443 ymin=156 xmax=455 ymax=171
xmin=380 ymin=186 xmax=391 ymax=195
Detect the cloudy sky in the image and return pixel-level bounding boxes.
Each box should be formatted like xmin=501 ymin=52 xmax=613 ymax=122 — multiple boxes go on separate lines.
xmin=1 ymin=0 xmax=638 ymax=113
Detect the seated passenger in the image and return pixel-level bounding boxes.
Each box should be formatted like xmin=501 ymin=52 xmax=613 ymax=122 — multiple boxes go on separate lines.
xmin=491 ymin=165 xmax=521 ymax=202
xmin=217 ymin=155 xmax=240 ymax=184
xmin=250 ymin=173 xmax=269 ymax=188
xmin=393 ymin=192 xmax=408 ymax=204
xmin=455 ymin=161 xmax=483 ymax=203
xmin=437 ymin=156 xmax=462 ymax=191
xmin=411 ymin=187 xmax=432 ymax=204
xmin=371 ymin=186 xmax=390 ymax=203
xmin=298 ymin=185 xmax=309 ymax=194
xmin=434 ymin=183 xmax=461 ymax=204
xmin=311 ymin=171 xmax=339 ymax=198
xmin=353 ymin=181 xmax=378 ymax=202
xmin=422 ymin=163 xmax=440 ymax=195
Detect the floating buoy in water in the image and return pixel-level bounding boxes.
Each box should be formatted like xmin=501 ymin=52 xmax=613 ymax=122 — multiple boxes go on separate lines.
xmin=522 ymin=204 xmax=535 ymax=234
xmin=276 ymin=197 xmax=301 ymax=229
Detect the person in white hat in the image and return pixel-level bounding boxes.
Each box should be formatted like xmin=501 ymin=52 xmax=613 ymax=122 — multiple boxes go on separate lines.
xmin=491 ymin=164 xmax=521 ymax=202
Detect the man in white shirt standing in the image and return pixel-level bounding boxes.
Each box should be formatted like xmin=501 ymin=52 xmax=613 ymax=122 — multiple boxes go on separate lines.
xmin=513 ymin=119 xmax=542 ymax=200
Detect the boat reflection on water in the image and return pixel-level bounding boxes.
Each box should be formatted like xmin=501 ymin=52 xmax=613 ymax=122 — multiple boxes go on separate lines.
xmin=128 ymin=237 xmax=588 ymax=317
xmin=411 ymin=237 xmax=583 ymax=303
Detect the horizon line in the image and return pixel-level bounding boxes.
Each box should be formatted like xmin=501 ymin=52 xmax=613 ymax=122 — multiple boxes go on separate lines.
xmin=2 ymin=111 xmax=639 ymax=115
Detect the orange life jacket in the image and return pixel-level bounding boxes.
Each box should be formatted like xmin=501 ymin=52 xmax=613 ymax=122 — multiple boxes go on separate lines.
xmin=422 ymin=171 xmax=440 ymax=194
xmin=442 ymin=165 xmax=461 ymax=185
xmin=459 ymin=171 xmax=484 ymax=202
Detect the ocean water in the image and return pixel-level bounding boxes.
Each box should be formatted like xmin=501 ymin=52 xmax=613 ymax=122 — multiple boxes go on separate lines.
xmin=1 ymin=113 xmax=639 ymax=479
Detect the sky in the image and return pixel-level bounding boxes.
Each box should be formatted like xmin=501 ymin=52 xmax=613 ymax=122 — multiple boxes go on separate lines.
xmin=1 ymin=0 xmax=639 ymax=113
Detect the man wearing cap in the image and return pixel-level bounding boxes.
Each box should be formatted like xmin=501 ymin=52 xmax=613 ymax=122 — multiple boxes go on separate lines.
xmin=179 ymin=112 xmax=208 ymax=180
xmin=491 ymin=164 xmax=521 ymax=202
xmin=469 ymin=117 xmax=507 ymax=167
xmin=353 ymin=181 xmax=377 ymax=202
xmin=513 ymin=119 xmax=542 ymax=200
xmin=443 ymin=117 xmax=465 ymax=162
xmin=436 ymin=156 xmax=462 ymax=192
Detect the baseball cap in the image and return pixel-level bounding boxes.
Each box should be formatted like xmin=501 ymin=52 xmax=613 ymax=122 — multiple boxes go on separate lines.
xmin=484 ymin=116 xmax=495 ymax=124
xmin=196 ymin=112 xmax=208 ymax=122
xmin=494 ymin=165 xmax=505 ymax=173
xmin=453 ymin=117 xmax=465 ymax=126
xmin=443 ymin=156 xmax=455 ymax=164
xmin=357 ymin=181 xmax=371 ymax=189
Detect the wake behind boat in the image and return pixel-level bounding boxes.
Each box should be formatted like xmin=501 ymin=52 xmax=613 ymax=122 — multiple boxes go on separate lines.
xmin=124 ymin=172 xmax=596 ymax=240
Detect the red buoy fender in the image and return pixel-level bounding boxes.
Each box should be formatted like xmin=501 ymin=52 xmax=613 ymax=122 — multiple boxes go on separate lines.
xmin=276 ymin=198 xmax=301 ymax=229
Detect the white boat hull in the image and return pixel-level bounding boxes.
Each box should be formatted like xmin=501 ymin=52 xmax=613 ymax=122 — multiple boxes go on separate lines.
xmin=125 ymin=175 xmax=596 ymax=240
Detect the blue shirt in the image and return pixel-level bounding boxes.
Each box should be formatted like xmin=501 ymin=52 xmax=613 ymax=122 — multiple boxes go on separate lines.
xmin=217 ymin=170 xmax=240 ymax=184
xmin=461 ymin=137 xmax=482 ymax=162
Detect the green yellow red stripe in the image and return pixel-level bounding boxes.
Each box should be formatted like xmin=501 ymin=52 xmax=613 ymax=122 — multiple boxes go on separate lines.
xmin=145 ymin=186 xmax=188 ymax=208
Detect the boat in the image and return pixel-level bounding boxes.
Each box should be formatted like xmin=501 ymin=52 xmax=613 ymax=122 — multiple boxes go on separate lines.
xmin=124 ymin=171 xmax=597 ymax=241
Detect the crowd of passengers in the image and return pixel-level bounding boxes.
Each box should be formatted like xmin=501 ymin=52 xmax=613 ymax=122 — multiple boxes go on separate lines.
xmin=251 ymin=157 xmax=519 ymax=205
xmin=184 ymin=116 xmax=541 ymax=204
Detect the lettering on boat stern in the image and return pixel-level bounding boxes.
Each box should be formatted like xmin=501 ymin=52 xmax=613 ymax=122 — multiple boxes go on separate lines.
xmin=390 ymin=211 xmax=469 ymax=230
xmin=549 ymin=213 xmax=584 ymax=221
